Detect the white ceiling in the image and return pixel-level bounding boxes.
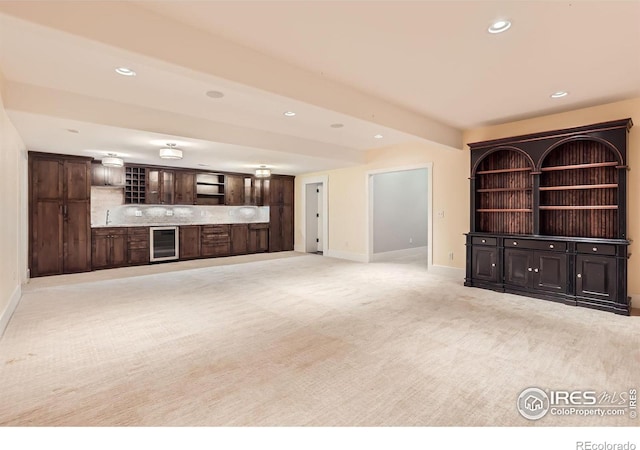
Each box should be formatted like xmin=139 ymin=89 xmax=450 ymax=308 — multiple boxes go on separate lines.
xmin=1 ymin=1 xmax=639 ymax=174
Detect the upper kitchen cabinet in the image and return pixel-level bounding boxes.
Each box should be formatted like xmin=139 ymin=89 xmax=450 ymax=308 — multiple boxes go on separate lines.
xmin=29 ymin=152 xmax=92 ymax=277
xmin=91 ymin=162 xmax=125 ymax=187
xmin=146 ymin=168 xmax=175 ymax=205
xmin=175 ymin=171 xmax=196 ymax=205
xmin=268 ymin=176 xmax=294 ymax=205
xmin=225 ymin=174 xmax=245 ymax=206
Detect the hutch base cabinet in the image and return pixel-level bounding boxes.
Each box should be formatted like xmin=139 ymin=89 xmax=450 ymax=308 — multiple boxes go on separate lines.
xmin=465 ymin=119 xmax=632 ymax=315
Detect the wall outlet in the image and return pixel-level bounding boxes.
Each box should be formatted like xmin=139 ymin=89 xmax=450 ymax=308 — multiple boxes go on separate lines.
xmin=135 ymin=210 xmax=142 ymax=217
xmin=166 ymin=210 xmax=173 ymax=216
xmin=438 ymin=210 xmax=445 ymax=218
xmin=448 ymin=251 xmax=454 ymax=260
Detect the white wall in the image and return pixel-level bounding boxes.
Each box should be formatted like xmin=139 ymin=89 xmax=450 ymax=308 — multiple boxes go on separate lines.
xmin=372 ymin=169 xmax=428 ymax=254
xmin=0 ymin=70 xmax=27 ymax=336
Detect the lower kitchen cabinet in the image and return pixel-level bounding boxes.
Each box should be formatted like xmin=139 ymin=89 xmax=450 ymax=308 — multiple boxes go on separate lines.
xmin=248 ymin=223 xmax=269 ymax=253
xmin=504 ymin=248 xmax=567 ymax=294
xmin=269 ymin=205 xmax=293 ymax=252
xmin=471 ymin=245 xmax=498 ymax=284
xmin=230 ymin=224 xmax=248 ymax=255
xmin=575 ymin=254 xmax=617 ymax=307
xmin=180 ymin=225 xmax=201 ymax=260
xmin=201 ymin=225 xmax=230 ymax=257
xmin=128 ymin=227 xmax=149 ymax=265
xmin=92 ymin=228 xmax=127 ymax=270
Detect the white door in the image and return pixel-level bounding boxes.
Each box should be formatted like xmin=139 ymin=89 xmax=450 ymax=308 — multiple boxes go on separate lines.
xmin=317 ymin=185 xmax=323 ymax=252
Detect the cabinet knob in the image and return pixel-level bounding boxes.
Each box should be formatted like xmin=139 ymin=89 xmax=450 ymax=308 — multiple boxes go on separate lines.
xmin=577 ymin=273 xmax=582 ymax=278
xmin=527 ymin=267 xmax=532 ymax=272
xmin=534 ymin=268 xmax=539 ymax=273
xmin=549 ymin=244 xmax=554 ymax=249
xmin=593 ymin=247 xmax=598 ymax=252
xmin=491 ymin=263 xmax=495 ymax=267
xmin=513 ymin=241 xmax=518 ymax=246
xmin=481 ymin=239 xmax=486 ymax=243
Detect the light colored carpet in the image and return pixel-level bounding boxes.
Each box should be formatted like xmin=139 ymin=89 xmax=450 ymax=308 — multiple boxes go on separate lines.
xmin=0 ymin=252 xmax=638 ymax=426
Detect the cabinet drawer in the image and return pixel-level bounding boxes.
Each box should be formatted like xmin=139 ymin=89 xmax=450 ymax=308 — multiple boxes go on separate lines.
xmin=202 ymin=225 xmax=230 ymax=235
xmin=249 ymin=223 xmax=269 ymax=230
xmin=128 ymin=240 xmax=149 ymax=250
xmin=93 ymin=227 xmax=127 ymax=237
xmin=576 ymin=243 xmax=617 ymax=256
xmin=504 ymin=239 xmax=566 ymax=252
xmin=472 ymin=237 xmax=496 ymax=246
xmin=127 ymin=227 xmax=149 ymax=236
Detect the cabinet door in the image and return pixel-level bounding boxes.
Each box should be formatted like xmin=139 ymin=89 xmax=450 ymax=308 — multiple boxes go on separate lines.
xmin=533 ymin=251 xmax=567 ymax=293
xmin=225 ymin=175 xmax=245 ymax=205
xmin=92 ymin=163 xmax=124 ymax=186
xmin=504 ymin=249 xmax=533 ymax=288
xmin=91 ymin=233 xmax=111 ymax=269
xmin=576 ymin=255 xmax=617 ymax=301
xmin=174 ymin=171 xmax=195 ymax=205
xmin=471 ymin=246 xmax=498 ymax=283
xmin=111 ymin=234 xmax=128 ymax=267
xmin=269 ymin=177 xmax=284 ymax=205
xmin=282 ymin=177 xmax=294 ymax=205
xmin=64 ymin=160 xmax=91 ymax=273
xmin=230 ymin=224 xmax=249 ymax=255
xmin=269 ymin=206 xmax=283 ymax=252
xmin=180 ymin=226 xmax=201 ymax=259
xmin=146 ymin=169 xmax=160 ymax=204
xmin=161 ymin=170 xmax=175 ymax=205
xmin=281 ymin=205 xmax=294 ymax=251
xmin=30 ymin=157 xmax=64 ymax=276
xmin=248 ymin=225 xmax=269 ymax=253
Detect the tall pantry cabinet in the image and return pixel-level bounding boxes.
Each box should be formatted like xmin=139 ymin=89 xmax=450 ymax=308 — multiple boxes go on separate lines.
xmin=29 ymin=152 xmax=92 ymax=277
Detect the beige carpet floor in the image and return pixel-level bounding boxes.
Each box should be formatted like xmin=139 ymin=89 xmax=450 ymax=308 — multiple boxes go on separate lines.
xmin=1 ymin=252 xmax=639 ymax=426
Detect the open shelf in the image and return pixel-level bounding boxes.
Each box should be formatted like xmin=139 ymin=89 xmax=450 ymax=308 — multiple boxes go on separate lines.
xmin=475 ymin=167 xmax=531 ymax=175
xmin=540 ymin=161 xmax=618 ymax=172
xmin=476 ymin=187 xmax=532 ymax=193
xmin=540 ymin=205 xmax=618 ymax=211
xmin=539 ymin=184 xmax=618 ymax=191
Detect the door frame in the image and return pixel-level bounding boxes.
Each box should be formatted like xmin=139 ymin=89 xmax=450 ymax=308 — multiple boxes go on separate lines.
xmin=299 ymin=175 xmax=329 ymax=255
xmin=366 ymin=163 xmax=433 ymax=267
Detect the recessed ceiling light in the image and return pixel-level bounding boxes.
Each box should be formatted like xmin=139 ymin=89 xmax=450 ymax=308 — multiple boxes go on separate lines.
xmin=115 ymin=67 xmax=136 ymax=77
xmin=330 ymin=123 xmax=344 ymax=128
xmin=283 ymin=111 xmax=296 ymax=117
xmin=67 ymin=129 xmax=79 ymax=134
xmin=488 ymin=20 xmax=511 ymax=34
xmin=206 ymin=90 xmax=224 ymax=99
xmin=373 ymin=134 xmax=384 ymax=139
xmin=550 ymin=91 xmax=569 ymax=98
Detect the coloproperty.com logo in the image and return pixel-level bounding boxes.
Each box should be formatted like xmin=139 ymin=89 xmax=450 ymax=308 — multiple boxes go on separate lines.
xmin=517 ymin=387 xmax=637 ymax=421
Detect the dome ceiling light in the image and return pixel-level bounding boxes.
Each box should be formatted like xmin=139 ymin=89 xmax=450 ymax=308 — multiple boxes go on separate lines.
xmin=255 ymin=165 xmax=271 ymax=178
xmin=102 ymin=153 xmax=124 ymax=168
xmin=159 ymin=143 xmax=183 ymax=160
xmin=488 ymin=20 xmax=511 ymax=34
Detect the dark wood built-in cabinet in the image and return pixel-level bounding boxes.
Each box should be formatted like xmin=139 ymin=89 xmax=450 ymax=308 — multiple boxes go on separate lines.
xmin=92 ymin=227 xmax=128 ymax=270
xmin=201 ymin=225 xmax=231 ymax=257
xmin=29 ymin=153 xmax=92 ymax=277
xmin=128 ymin=227 xmax=150 ymax=265
xmin=268 ymin=176 xmax=294 ymax=252
xmin=179 ymin=225 xmax=201 ymax=260
xmin=465 ymin=119 xmax=633 ymax=315
xmin=174 ymin=171 xmax=196 ymax=205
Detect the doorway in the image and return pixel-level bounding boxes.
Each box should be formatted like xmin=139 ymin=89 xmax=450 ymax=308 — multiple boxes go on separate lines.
xmin=367 ymin=165 xmax=433 ymax=267
xmin=301 ymin=176 xmax=328 ymax=255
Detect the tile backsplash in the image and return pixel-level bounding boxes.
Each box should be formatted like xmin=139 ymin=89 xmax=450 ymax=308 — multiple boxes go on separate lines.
xmin=91 ymin=187 xmax=269 ymax=227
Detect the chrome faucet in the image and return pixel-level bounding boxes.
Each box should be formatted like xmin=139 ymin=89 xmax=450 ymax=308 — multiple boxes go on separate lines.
xmin=106 ymin=209 xmax=111 ymax=225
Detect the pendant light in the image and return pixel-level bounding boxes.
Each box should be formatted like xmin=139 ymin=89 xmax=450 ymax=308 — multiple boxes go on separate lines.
xmin=159 ymin=143 xmax=183 ymax=160
xmin=255 ymin=165 xmax=271 ymax=178
xmin=102 ymin=153 xmax=124 ymax=168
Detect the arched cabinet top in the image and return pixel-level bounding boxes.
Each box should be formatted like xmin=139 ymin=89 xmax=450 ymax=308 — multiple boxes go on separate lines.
xmin=538 ymin=135 xmax=624 ymax=171
xmin=471 ymin=146 xmax=534 ymax=176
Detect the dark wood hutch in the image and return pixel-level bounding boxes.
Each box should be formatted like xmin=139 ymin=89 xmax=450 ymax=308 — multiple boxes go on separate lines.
xmin=465 ymin=118 xmax=633 ymax=315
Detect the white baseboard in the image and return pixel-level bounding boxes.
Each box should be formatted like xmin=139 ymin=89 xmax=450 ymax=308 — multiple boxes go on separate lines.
xmin=324 ymin=249 xmax=369 ymax=263
xmin=370 ymin=246 xmax=427 ymax=262
xmin=0 ymin=284 xmax=21 ymax=338
xmin=428 ymin=264 xmax=465 ymax=280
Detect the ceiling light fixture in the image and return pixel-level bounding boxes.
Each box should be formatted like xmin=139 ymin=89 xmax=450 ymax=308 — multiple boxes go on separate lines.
xmin=550 ymin=91 xmax=569 ymax=98
xmin=159 ymin=143 xmax=183 ymax=160
xmin=115 ymin=67 xmax=136 ymax=77
xmin=255 ymin=165 xmax=271 ymax=178
xmin=102 ymin=153 xmax=124 ymax=168
xmin=488 ymin=20 xmax=511 ymax=34
xmin=330 ymin=123 xmax=344 ymax=128
xmin=373 ymin=134 xmax=384 ymax=139
xmin=283 ymin=111 xmax=296 ymax=117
